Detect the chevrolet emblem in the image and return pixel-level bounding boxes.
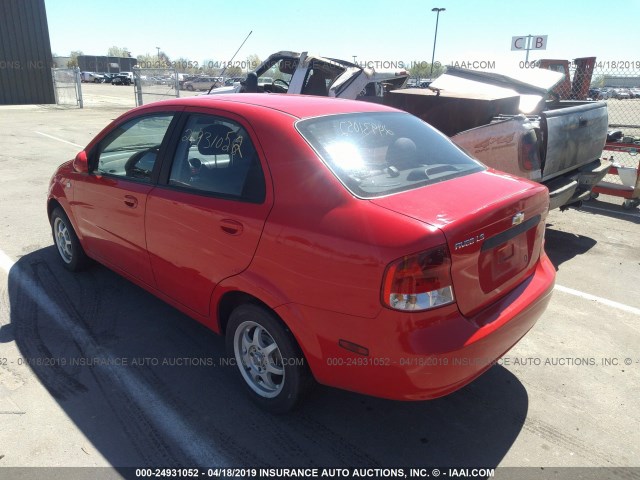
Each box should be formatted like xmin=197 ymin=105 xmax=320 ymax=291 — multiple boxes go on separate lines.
xmin=512 ymin=212 xmax=525 ymax=226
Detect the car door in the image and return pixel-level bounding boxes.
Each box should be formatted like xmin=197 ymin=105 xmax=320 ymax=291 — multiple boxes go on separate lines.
xmin=145 ymin=110 xmax=273 ymax=317
xmin=73 ymin=112 xmax=178 ymax=286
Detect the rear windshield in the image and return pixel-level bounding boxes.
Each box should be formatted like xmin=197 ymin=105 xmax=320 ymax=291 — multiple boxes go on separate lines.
xmin=296 ymin=112 xmax=484 ymax=198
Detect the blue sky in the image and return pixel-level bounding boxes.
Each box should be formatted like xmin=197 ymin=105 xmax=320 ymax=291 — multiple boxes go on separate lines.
xmin=45 ymin=0 xmax=640 ymax=70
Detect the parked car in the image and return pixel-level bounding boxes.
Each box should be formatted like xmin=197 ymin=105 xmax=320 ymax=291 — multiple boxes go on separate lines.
xmin=183 ymin=76 xmax=222 ymax=91
xmin=48 ymin=94 xmax=555 ymax=412
xmin=629 ymin=88 xmax=640 ymax=99
xmin=612 ymin=88 xmax=631 ymax=99
xmin=111 ymin=74 xmax=132 ymax=86
xmin=598 ymin=87 xmax=614 ymax=99
xmin=100 ymin=73 xmax=117 ymax=84
xmin=80 ymin=71 xmax=104 ymax=83
xmin=172 ymin=74 xmax=197 ymax=90
xmin=224 ymin=76 xmax=245 ymax=86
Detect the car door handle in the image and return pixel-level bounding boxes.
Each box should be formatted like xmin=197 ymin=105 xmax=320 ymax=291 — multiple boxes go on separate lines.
xmin=124 ymin=195 xmax=138 ymax=208
xmin=220 ymin=219 xmax=243 ymax=235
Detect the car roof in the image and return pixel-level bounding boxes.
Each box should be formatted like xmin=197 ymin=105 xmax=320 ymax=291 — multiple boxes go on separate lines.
xmin=138 ymin=93 xmax=399 ymax=119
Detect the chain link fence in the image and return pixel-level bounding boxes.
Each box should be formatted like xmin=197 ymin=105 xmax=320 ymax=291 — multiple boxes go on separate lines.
xmin=589 ymin=65 xmax=639 ymax=189
xmin=133 ymin=67 xmax=180 ymax=106
xmin=52 ymin=67 xmax=83 ymax=108
xmin=543 ymin=60 xmax=640 ymax=198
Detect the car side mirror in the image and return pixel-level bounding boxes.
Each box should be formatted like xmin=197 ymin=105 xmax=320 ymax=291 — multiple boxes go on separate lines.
xmin=73 ymin=151 xmax=89 ymax=173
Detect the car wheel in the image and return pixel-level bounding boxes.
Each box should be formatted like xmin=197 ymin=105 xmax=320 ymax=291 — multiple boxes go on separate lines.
xmin=51 ymin=207 xmax=90 ymax=272
xmin=187 ymin=85 xmax=194 ymax=91
xmin=226 ymin=304 xmax=312 ymax=413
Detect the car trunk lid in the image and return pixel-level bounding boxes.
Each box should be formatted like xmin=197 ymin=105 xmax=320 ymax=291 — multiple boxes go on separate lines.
xmin=370 ymin=170 xmax=549 ymax=316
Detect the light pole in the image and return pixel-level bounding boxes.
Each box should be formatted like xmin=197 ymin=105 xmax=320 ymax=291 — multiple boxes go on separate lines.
xmin=430 ymin=8 xmax=445 ymax=79
xmin=156 ymin=46 xmax=161 ymax=65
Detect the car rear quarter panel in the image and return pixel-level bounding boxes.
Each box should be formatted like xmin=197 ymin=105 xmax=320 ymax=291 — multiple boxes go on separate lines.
xmin=233 ymin=112 xmax=447 ymax=320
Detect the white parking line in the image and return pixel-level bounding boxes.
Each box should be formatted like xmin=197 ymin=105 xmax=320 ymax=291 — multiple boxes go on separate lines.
xmin=555 ymin=284 xmax=640 ymax=316
xmin=0 ymin=249 xmax=15 ymax=274
xmin=34 ymin=131 xmax=83 ymax=148
xmin=0 ymin=248 xmax=228 ymax=464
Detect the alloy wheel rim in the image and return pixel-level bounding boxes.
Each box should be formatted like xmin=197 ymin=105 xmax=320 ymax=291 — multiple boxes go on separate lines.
xmin=54 ymin=217 xmax=73 ymax=264
xmin=234 ymin=320 xmax=285 ymax=398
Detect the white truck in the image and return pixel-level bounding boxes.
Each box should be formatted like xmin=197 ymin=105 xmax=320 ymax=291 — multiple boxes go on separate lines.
xmin=209 ymin=51 xmax=609 ymax=210
xmin=207 ymin=51 xmax=409 ymax=99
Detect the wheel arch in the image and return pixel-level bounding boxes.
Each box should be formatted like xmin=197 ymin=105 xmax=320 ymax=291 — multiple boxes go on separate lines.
xmin=217 ymin=290 xmax=272 ymax=335
xmin=47 ymin=198 xmax=63 ymax=222
xmin=47 ymin=197 xmax=85 ymax=243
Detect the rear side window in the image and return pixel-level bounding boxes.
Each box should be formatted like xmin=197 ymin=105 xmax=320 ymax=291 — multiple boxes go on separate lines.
xmin=168 ymin=114 xmax=266 ymax=202
xmin=296 ymin=112 xmax=484 ymax=198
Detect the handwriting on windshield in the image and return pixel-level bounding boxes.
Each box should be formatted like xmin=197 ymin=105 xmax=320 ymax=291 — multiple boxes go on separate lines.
xmin=339 ymin=121 xmax=394 ymax=137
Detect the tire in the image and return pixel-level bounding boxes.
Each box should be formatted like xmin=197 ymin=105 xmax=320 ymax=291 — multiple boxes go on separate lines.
xmin=187 ymin=85 xmax=194 ymax=91
xmin=226 ymin=304 xmax=312 ymax=413
xmin=50 ymin=207 xmax=90 ymax=272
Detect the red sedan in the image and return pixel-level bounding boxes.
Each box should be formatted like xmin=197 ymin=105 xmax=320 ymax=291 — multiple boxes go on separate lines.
xmin=48 ymin=94 xmax=555 ymax=412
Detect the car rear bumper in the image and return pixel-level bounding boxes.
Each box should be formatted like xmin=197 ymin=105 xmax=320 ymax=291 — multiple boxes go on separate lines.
xmin=277 ymin=252 xmax=555 ymax=401
xmin=546 ymin=158 xmax=611 ymax=210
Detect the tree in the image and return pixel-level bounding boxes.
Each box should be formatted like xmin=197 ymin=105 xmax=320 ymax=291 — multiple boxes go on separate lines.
xmin=246 ymin=54 xmax=261 ymax=73
xmin=224 ymin=66 xmax=243 ymax=77
xmin=108 ymin=46 xmax=130 ymax=57
xmin=135 ymin=52 xmax=172 ymax=69
xmin=135 ymin=53 xmax=155 ymax=68
xmin=591 ymin=74 xmax=605 ymax=88
xmin=172 ymin=57 xmax=199 ymax=73
xmin=67 ymin=50 xmax=83 ymax=68
xmin=407 ymin=60 xmax=445 ymax=81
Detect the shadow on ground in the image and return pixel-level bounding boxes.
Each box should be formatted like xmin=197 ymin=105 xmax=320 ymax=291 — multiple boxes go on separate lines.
xmin=7 ymin=247 xmax=529 ymax=469
xmin=544 ymin=225 xmax=598 ymax=270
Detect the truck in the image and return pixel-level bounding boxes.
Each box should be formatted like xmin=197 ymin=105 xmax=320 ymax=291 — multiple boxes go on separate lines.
xmin=208 ymin=51 xmax=610 ymax=210
xmin=391 ymin=66 xmax=610 ymax=210
xmin=207 ymin=51 xmax=409 ymax=99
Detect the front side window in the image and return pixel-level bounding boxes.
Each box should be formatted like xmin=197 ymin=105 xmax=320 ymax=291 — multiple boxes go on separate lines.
xmin=255 ymin=56 xmax=298 ymax=93
xmin=94 ymin=114 xmax=174 ymax=182
xmin=168 ymin=114 xmax=266 ymax=202
xmin=296 ymin=112 xmax=484 ymax=198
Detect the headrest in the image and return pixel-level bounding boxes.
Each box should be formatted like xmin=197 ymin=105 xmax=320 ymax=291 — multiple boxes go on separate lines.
xmin=279 ymin=59 xmax=299 ymax=75
xmin=385 ymin=137 xmax=417 ymax=168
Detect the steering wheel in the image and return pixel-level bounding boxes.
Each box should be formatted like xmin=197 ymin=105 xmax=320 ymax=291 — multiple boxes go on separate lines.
xmin=125 ymin=147 xmax=159 ymax=179
xmin=273 ymin=78 xmax=289 ymax=89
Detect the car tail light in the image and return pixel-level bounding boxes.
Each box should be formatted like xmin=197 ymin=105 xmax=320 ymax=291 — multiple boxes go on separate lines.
xmin=519 ymin=129 xmax=541 ymax=172
xmin=382 ymin=245 xmax=455 ymax=311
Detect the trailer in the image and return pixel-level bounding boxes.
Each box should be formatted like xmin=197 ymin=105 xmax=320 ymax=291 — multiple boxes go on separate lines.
xmin=590 ymin=142 xmax=640 ymax=209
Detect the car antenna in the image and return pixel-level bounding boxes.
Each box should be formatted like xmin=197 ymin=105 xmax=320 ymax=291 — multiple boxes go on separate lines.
xmin=207 ymin=30 xmax=253 ymax=94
